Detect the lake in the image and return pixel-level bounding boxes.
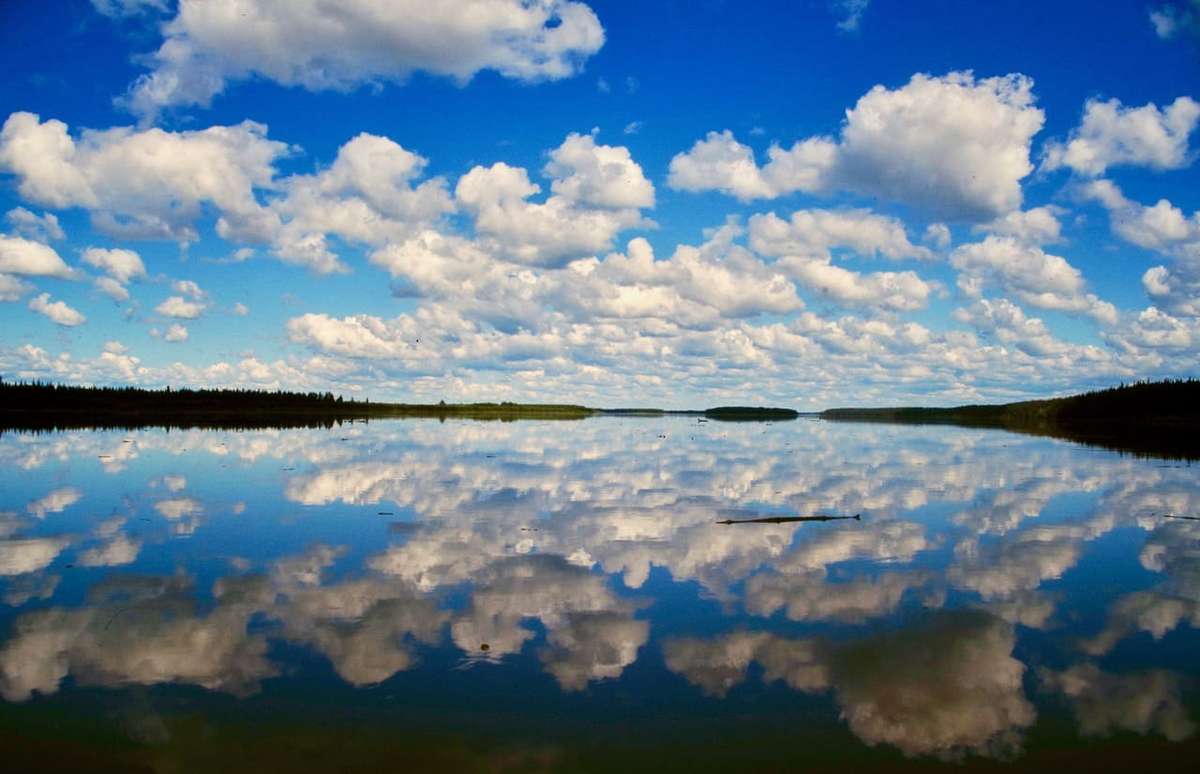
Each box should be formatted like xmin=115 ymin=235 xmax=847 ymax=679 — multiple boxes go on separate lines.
xmin=1 ymin=417 xmax=1197 ymax=771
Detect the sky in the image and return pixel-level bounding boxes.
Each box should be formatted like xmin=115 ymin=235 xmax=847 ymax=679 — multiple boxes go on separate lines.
xmin=0 ymin=0 xmax=1198 ymax=409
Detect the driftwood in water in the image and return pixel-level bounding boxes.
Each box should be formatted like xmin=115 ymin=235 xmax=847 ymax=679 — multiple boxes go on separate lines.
xmin=716 ymin=514 xmax=861 ymax=525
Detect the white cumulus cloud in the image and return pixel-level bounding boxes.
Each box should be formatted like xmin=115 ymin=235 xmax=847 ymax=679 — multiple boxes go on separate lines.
xmin=120 ymin=0 xmax=605 ymax=120
xmin=28 ymin=293 xmax=86 ymax=326
xmin=951 ymin=236 xmax=1117 ymax=324
xmin=155 ymin=295 xmax=206 ymax=319
xmin=668 ymin=72 xmax=1044 ymax=220
xmin=5 ymin=208 xmax=65 ymax=241
xmin=0 ymin=234 xmax=74 ymax=278
xmin=1043 ymin=96 xmax=1200 ymax=176
xmin=81 ymin=246 xmax=146 ymax=286
xmin=0 ymin=112 xmax=286 ymax=244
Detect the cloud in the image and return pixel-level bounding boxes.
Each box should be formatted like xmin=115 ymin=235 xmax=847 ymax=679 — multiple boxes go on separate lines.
xmin=28 ymin=293 xmax=86 ymax=326
xmin=90 ymin=0 xmax=167 ymax=17
xmin=539 ymin=610 xmax=649 ymax=691
xmin=832 ymin=612 xmax=1034 ymax=758
xmin=448 ymin=555 xmax=647 ymax=690
xmin=155 ymin=295 xmax=206 ymax=319
xmin=0 ymin=274 xmax=33 ymax=302
xmin=744 ymin=569 xmax=933 ymax=624
xmin=774 ymin=520 xmax=929 ymax=575
xmin=154 ymin=497 xmax=202 ymax=520
xmin=955 ymin=298 xmax=1079 ymax=358
xmin=161 ymin=474 xmax=187 ymax=492
xmin=267 ymin=132 xmax=454 ymax=273
xmin=1107 ymin=306 xmax=1200 ymax=351
xmin=837 ymin=72 xmax=1043 ymax=219
xmin=76 ymin=535 xmax=141 ymax=567
xmin=975 ymin=206 xmax=1063 ymax=245
xmin=26 ymin=487 xmax=82 ymax=518
xmin=950 ymin=236 xmax=1117 ymax=324
xmin=1082 ymin=519 xmax=1200 ymax=655
xmin=455 ymin=133 xmax=654 ymax=267
xmin=664 ymin=612 xmax=1034 ymax=758
xmin=3 ymin=512 xmax=32 ymax=539
xmin=1043 ymin=96 xmax=1200 ymax=176
xmin=984 ymin=591 xmax=1057 ymax=629
xmin=1149 ymin=2 xmax=1200 ymax=40
xmin=668 ymin=72 xmax=1044 ymax=220
xmin=667 ymin=129 xmax=835 ymax=201
xmin=5 ymin=208 xmax=65 ymax=241
xmin=120 ymin=0 xmax=605 ymax=119
xmin=832 ymin=0 xmax=870 ymax=31
xmin=951 ymin=468 xmax=1106 ymax=536
xmin=81 ymin=246 xmax=146 ymax=283
xmin=778 ymin=259 xmax=935 ymax=312
xmin=1081 ymin=180 xmax=1200 ymax=316
xmin=545 ymin=132 xmax=654 ymax=210
xmin=271 ymin=550 xmax=447 ymax=686
xmin=1042 ymin=663 xmax=1195 ymax=742
xmin=3 ymin=573 xmax=59 ymax=607
xmin=949 ymin=524 xmax=1097 ymax=600
xmin=744 ymin=208 xmax=935 ymax=312
xmin=0 ymin=112 xmax=286 ymax=243
xmin=0 ymin=537 xmax=72 ymax=576
xmin=94 ymin=276 xmax=129 ymax=303
xmin=301 ymin=220 xmax=805 ymax=366
xmin=288 ymin=313 xmax=417 ymax=360
xmin=663 ymin=631 xmax=829 ymax=698
xmin=576 ymin=232 xmax=803 ymax=323
xmin=0 ymin=234 xmax=73 ymax=278
xmin=749 ymin=209 xmax=934 ymax=261
xmin=164 ymin=323 xmax=189 ymax=342
xmin=172 ymin=279 xmax=206 ymax=299
xmin=0 ymin=574 xmax=277 ymax=702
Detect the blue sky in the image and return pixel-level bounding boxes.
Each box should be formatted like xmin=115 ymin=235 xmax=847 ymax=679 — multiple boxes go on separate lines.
xmin=1 ymin=0 xmax=1198 ymax=408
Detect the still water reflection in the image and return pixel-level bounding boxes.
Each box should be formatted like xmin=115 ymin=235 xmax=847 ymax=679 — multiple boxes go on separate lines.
xmin=1 ymin=418 xmax=1197 ymax=770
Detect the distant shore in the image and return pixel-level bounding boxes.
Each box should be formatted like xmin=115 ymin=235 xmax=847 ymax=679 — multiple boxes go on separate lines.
xmin=0 ymin=381 xmax=798 ymax=431
xmin=3 ymin=379 xmax=1196 ymax=459
xmin=821 ymin=379 xmax=1200 ymax=459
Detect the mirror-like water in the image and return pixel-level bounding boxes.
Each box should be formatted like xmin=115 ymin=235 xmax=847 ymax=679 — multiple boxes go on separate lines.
xmin=1 ymin=418 xmax=1197 ymax=771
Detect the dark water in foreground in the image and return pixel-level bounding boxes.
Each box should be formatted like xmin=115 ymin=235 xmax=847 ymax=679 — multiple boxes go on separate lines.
xmin=1 ymin=417 xmax=1197 ymax=771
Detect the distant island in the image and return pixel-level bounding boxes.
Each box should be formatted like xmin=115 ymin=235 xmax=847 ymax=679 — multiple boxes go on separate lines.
xmin=0 ymin=380 xmax=797 ymax=432
xmin=822 ymin=379 xmax=1200 ymax=459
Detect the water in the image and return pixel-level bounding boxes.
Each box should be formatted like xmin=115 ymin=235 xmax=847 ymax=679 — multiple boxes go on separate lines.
xmin=1 ymin=417 xmax=1197 ymax=771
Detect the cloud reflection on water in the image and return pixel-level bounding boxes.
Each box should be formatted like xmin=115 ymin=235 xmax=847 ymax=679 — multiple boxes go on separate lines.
xmin=0 ymin=418 xmax=1196 ymax=759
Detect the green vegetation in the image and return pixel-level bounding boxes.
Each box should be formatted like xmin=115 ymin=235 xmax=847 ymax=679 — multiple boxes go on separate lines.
xmin=702 ymin=406 xmax=800 ymax=421
xmin=821 ymin=379 xmax=1200 ymax=459
xmin=377 ymin=402 xmax=595 ymax=420
xmin=0 ymin=381 xmax=369 ymax=432
xmin=0 ymin=381 xmax=797 ymax=431
xmin=0 ymin=381 xmax=596 ymax=430
xmin=596 ymin=406 xmax=800 ymax=420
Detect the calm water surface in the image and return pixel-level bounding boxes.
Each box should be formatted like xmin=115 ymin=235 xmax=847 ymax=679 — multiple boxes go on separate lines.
xmin=1 ymin=417 xmax=1197 ymax=771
